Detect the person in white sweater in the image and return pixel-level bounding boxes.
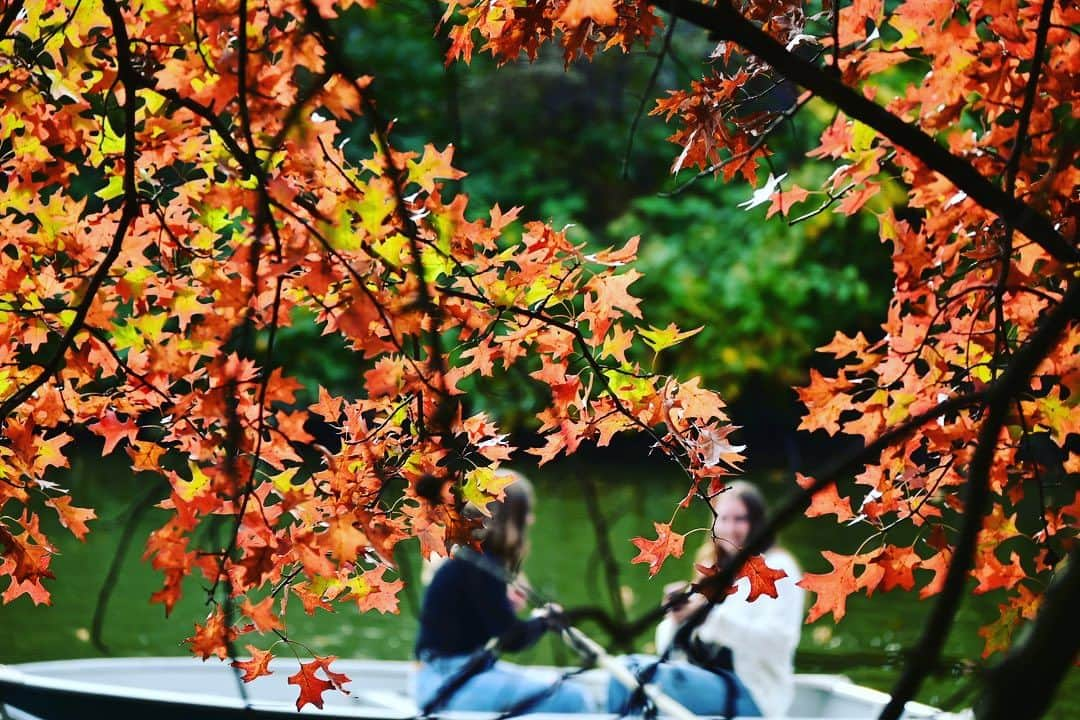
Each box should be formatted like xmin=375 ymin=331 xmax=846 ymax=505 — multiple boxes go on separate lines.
xmin=608 ymin=482 xmax=805 ymax=717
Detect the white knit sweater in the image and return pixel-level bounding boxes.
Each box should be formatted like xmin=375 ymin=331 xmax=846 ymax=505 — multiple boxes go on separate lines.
xmin=655 ymin=548 xmax=805 ymax=717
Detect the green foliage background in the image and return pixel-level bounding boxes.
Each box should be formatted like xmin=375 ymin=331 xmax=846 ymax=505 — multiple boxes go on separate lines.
xmin=267 ymin=2 xmax=892 ymax=425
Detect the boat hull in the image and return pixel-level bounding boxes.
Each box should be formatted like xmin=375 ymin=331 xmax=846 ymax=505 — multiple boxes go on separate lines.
xmin=0 ymin=657 xmax=960 ymax=719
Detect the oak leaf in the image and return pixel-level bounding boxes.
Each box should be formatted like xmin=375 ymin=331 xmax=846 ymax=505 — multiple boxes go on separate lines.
xmin=796 ymin=474 xmax=854 ymax=522
xmin=45 ymin=496 xmax=96 ymax=541
xmin=232 ymin=645 xmax=274 ymax=682
xmin=631 ymin=522 xmax=685 ymax=577
xmin=90 ymin=411 xmax=140 ymax=455
xmin=735 ymin=554 xmax=789 ymax=602
xmin=288 ymin=660 xmax=337 ymax=711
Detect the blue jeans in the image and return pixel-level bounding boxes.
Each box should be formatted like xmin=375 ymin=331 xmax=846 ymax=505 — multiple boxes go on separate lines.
xmin=606 ymin=655 xmax=761 ymax=717
xmin=414 ymin=654 xmax=594 ymax=713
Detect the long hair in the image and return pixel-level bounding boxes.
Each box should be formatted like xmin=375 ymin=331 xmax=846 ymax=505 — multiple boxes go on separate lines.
xmin=695 ymin=480 xmax=773 ymax=572
xmin=470 ymin=469 xmax=534 ymax=572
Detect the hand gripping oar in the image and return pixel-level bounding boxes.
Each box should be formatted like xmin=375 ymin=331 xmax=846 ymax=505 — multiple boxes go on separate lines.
xmin=453 ymin=547 xmax=699 ymax=720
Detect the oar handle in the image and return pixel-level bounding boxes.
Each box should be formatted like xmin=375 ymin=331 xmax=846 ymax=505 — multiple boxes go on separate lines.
xmin=452 ymin=547 xmax=700 ymax=720
xmin=559 ymin=626 xmax=698 ymax=720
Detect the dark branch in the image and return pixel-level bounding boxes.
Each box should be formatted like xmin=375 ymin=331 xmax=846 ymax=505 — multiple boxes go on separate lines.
xmin=974 ymin=546 xmax=1080 ymax=720
xmin=0 ymin=0 xmax=23 ymax=38
xmin=879 ymin=278 xmax=1080 ymax=720
xmin=91 ymin=481 xmax=164 ymax=653
xmin=623 ymin=16 xmax=676 ymax=180
xmin=0 ymin=0 xmax=140 ymax=424
xmin=649 ymin=0 xmax=1078 ymax=265
xmin=580 ymin=473 xmax=630 ymax=646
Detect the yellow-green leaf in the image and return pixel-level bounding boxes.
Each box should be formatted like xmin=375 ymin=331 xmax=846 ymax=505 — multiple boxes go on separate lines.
xmin=638 ymin=323 xmax=703 ymax=354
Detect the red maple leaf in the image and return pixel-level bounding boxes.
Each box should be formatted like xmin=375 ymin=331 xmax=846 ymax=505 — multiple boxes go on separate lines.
xmin=288 ymin=656 xmax=350 ymax=710
xmin=874 ymin=544 xmax=920 ymax=592
xmin=241 ymin=595 xmax=284 ymax=634
xmin=560 ymin=0 xmax=617 ymax=27
xmin=91 ymin=411 xmax=140 ymax=455
xmin=735 ymin=554 xmax=789 ymax=602
xmin=798 ymin=551 xmax=860 ymax=623
xmin=765 ymin=184 xmax=810 ymax=219
xmin=232 ymin=644 xmax=274 ymax=682
xmin=45 ymin=496 xmax=96 ymax=541
xmin=631 ymin=522 xmax=685 ymax=577
xmin=288 ymin=661 xmax=335 ymax=711
xmin=309 ymin=386 xmax=343 ymax=421
xmin=588 ymin=270 xmax=643 ymax=320
xmin=1 ymin=576 xmax=51 ymax=606
xmin=796 ymin=473 xmax=855 ymax=522
xmin=185 ymin=609 xmax=236 ymax=660
xmin=311 ymin=655 xmax=351 ymax=691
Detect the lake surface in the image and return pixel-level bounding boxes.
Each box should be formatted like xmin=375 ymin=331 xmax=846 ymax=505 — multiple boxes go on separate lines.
xmin=1 ymin=450 xmax=1075 ymax=717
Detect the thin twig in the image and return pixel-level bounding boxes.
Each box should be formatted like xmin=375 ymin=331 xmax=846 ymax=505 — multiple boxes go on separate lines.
xmin=623 ymin=16 xmax=677 ymax=180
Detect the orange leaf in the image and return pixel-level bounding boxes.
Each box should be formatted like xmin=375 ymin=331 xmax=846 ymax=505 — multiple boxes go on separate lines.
xmin=796 ymin=473 xmax=854 ymax=522
xmin=735 ymin=554 xmax=789 ymax=602
xmin=45 ymin=496 xmax=96 ymax=541
xmin=631 ymin=522 xmax=685 ymax=577
xmin=90 ymin=411 xmax=140 ymax=455
xmin=798 ymin=551 xmax=860 ymax=623
xmin=765 ymin=184 xmax=810 ymax=219
xmin=185 ymin=609 xmax=236 ymax=660
xmin=241 ymin=595 xmax=284 ymax=634
xmin=232 ymin=644 xmax=274 ymax=682
xmin=288 ymin=655 xmax=350 ymax=711
xmin=288 ymin=661 xmax=335 ymax=711
xmin=560 ymin=0 xmax=617 ymax=27
xmin=918 ymin=549 xmax=951 ymax=599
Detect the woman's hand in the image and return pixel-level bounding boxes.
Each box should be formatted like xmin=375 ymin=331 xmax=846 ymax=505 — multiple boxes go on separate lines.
xmin=530 ymin=602 xmax=567 ymax=630
xmin=664 ymin=582 xmax=706 ymax=624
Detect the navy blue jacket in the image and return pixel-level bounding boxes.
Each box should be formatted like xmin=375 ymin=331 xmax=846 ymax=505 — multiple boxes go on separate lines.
xmin=415 ymin=554 xmax=545 ymax=658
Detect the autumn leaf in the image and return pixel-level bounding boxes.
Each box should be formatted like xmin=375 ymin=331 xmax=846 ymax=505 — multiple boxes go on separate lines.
xmin=288 ymin=660 xmax=337 ymax=711
xmin=978 ymin=605 xmax=1020 ymax=658
xmin=460 ymin=466 xmax=517 ymax=513
xmin=588 ymin=270 xmax=643 ymax=320
xmin=735 ymin=554 xmax=789 ymax=602
xmin=631 ymin=522 xmax=685 ymax=577
xmin=185 ymin=609 xmax=236 ymax=660
xmin=90 ymin=411 xmax=140 ymax=455
xmin=765 ymin=184 xmax=811 ymax=219
xmin=1 ymin=0 xmax=1073 ymax=668
xmin=406 ymin=144 xmax=466 ymax=193
xmin=873 ymin=544 xmax=919 ymax=592
xmin=638 ymin=323 xmax=703 ymax=354
xmin=232 ymin=644 xmax=274 ymax=682
xmin=798 ymin=551 xmax=861 ymax=623
xmin=795 ymin=369 xmax=855 ymax=436
xmin=795 ymin=473 xmax=854 ymax=522
xmin=739 ymin=173 xmax=787 ymax=211
xmin=560 ymin=0 xmax=617 ymax=27
xmin=45 ymin=496 xmax=96 ymax=541
xmin=241 ymin=595 xmax=284 ymax=634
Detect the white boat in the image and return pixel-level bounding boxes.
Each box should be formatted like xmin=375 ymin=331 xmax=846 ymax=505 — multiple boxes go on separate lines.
xmin=0 ymin=657 xmax=962 ymax=719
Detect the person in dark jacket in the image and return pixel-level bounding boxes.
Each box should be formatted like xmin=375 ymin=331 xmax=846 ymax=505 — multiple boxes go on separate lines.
xmin=412 ymin=470 xmax=593 ymax=713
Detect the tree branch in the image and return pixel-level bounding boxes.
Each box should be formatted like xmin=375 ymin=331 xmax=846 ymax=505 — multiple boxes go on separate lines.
xmin=0 ymin=0 xmax=140 ymax=424
xmin=974 ymin=546 xmax=1080 ymax=720
xmin=649 ymin=0 xmax=1077 ymax=265
xmin=878 ymin=290 xmax=1080 ymax=719
xmin=580 ymin=473 xmax=630 ymax=647
xmin=0 ymin=0 xmax=23 ymax=38
xmin=623 ymin=15 xmax=677 ymax=180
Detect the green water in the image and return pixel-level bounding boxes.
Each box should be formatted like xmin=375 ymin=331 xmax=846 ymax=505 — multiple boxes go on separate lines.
xmin=1 ymin=452 xmax=1075 ymax=717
